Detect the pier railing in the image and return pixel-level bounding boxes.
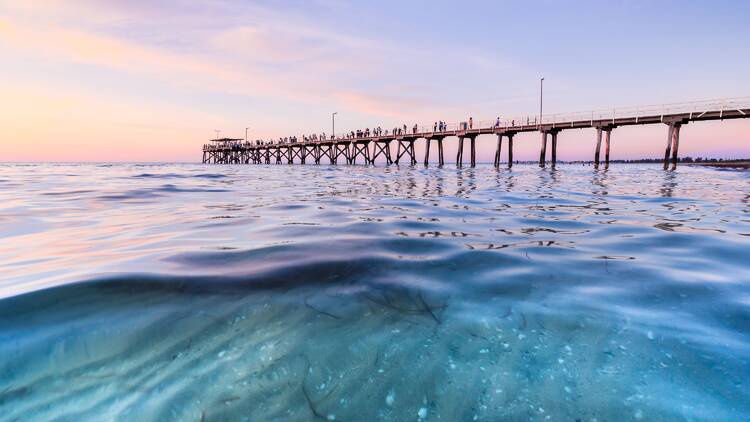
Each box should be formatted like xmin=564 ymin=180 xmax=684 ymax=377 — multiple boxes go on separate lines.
xmin=538 ymin=96 xmax=750 ymax=127
xmin=218 ymin=96 xmax=750 ymax=146
xmin=406 ymin=96 xmax=750 ymax=133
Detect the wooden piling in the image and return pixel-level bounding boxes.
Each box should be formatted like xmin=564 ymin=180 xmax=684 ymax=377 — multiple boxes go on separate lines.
xmin=394 ymin=140 xmax=415 ymax=165
xmin=494 ymin=134 xmax=502 ymax=167
xmin=507 ymin=134 xmax=514 ymax=168
xmin=457 ymin=137 xmax=464 ymax=166
xmin=594 ymin=128 xmax=603 ymax=169
xmin=663 ymin=124 xmax=674 ymax=170
xmin=438 ymin=138 xmax=444 ymax=166
xmin=351 ymin=142 xmax=370 ymax=165
xmin=552 ymin=132 xmax=559 ymax=166
xmin=470 ymin=137 xmax=476 ymax=167
xmin=671 ymin=124 xmax=681 ymax=169
xmin=604 ymin=129 xmax=611 ymax=168
xmin=372 ymin=141 xmax=392 ymax=165
xmin=424 ymin=139 xmax=431 ymax=165
xmin=333 ymin=143 xmax=349 ymax=165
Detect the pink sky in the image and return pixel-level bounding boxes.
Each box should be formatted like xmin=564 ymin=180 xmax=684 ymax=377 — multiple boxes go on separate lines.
xmin=1 ymin=1 xmax=748 ymax=162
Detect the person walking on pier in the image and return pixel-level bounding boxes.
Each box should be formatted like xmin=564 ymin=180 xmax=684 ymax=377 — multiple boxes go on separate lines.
xmin=495 ymin=117 xmax=500 ymax=128
xmin=469 ymin=117 xmax=473 ymax=129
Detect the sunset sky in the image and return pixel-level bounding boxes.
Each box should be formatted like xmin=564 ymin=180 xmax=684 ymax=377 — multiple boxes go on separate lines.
xmin=1 ymin=0 xmax=748 ymax=162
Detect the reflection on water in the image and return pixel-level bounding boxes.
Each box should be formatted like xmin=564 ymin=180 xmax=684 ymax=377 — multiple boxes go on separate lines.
xmin=0 ymin=163 xmax=749 ymax=421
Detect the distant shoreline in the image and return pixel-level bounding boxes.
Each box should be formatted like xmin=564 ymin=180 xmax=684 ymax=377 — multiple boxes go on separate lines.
xmin=689 ymin=161 xmax=750 ymax=169
xmin=0 ymin=160 xmax=748 ymax=168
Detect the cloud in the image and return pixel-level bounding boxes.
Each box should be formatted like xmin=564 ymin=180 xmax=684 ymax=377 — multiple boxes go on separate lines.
xmin=334 ymin=91 xmax=435 ymax=119
xmin=0 ymin=17 xmax=320 ymax=100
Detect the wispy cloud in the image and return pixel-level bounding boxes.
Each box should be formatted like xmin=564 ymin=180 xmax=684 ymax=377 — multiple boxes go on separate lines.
xmin=0 ymin=0 xmax=505 ymax=117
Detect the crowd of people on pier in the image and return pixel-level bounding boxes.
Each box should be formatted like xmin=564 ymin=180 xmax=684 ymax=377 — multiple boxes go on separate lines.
xmin=203 ymin=115 xmax=529 ymax=151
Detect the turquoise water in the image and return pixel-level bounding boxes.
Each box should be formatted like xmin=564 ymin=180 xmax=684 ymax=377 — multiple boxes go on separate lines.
xmin=0 ymin=163 xmax=749 ymax=421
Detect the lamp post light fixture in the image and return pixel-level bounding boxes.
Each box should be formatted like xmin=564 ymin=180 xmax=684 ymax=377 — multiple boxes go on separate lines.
xmin=245 ymin=127 xmax=250 ymax=143
xmin=539 ymin=77 xmax=544 ymax=129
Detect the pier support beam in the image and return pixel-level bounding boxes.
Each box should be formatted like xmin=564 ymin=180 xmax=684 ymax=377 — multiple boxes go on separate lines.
xmin=456 ymin=135 xmax=477 ymax=167
xmin=664 ymin=123 xmax=675 ymax=170
xmin=671 ymin=124 xmax=681 ymax=169
xmin=303 ymin=145 xmax=316 ymax=164
xmin=539 ymin=132 xmax=548 ymax=167
xmin=456 ymin=137 xmax=465 ymax=166
xmin=371 ymin=141 xmax=392 ymax=165
xmin=351 ymin=142 xmax=370 ymax=165
xmin=437 ymin=138 xmax=445 ymax=166
xmin=551 ymin=131 xmax=558 ymax=166
xmin=317 ymin=144 xmax=333 ymax=164
xmin=329 ymin=145 xmax=338 ymax=165
xmin=424 ymin=139 xmax=431 ymax=165
xmin=494 ymin=134 xmax=502 ymax=167
xmin=470 ymin=136 xmax=477 ymax=167
xmin=333 ymin=143 xmax=349 ymax=164
xmin=604 ymin=129 xmax=612 ymax=168
xmin=395 ymin=140 xmax=416 ymax=165
xmin=594 ymin=128 xmax=603 ymax=169
xmin=664 ymin=123 xmax=683 ymax=170
xmin=507 ymin=134 xmax=514 ymax=168
xmin=424 ymin=136 xmax=445 ymax=166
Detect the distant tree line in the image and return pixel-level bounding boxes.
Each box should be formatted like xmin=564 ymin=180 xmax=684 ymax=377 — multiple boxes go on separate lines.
xmin=606 ymin=157 xmax=750 ymax=163
xmin=497 ymin=157 xmax=749 ymax=164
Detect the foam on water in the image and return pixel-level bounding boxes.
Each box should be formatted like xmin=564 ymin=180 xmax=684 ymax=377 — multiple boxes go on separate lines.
xmin=0 ymin=163 xmax=749 ymax=421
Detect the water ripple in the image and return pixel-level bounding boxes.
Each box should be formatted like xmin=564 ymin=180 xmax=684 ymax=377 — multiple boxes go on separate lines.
xmin=0 ymin=163 xmax=748 ymax=421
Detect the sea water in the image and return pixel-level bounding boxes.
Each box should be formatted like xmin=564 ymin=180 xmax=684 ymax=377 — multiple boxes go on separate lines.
xmin=0 ymin=163 xmax=748 ymax=421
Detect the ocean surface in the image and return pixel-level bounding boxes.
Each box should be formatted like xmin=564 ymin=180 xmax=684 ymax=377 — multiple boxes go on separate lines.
xmin=0 ymin=163 xmax=749 ymax=421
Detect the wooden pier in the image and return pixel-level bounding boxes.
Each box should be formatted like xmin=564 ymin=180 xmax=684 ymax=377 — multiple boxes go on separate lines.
xmin=202 ymin=97 xmax=750 ymax=169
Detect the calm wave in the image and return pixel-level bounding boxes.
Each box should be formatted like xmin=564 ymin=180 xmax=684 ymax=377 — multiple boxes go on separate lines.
xmin=0 ymin=163 xmax=749 ymax=421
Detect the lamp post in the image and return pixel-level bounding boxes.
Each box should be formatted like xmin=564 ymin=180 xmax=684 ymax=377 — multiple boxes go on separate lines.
xmin=245 ymin=127 xmax=250 ymax=143
xmin=539 ymin=77 xmax=544 ymax=129
xmin=214 ymin=129 xmax=221 ymax=140
xmin=332 ymin=112 xmax=338 ymax=138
